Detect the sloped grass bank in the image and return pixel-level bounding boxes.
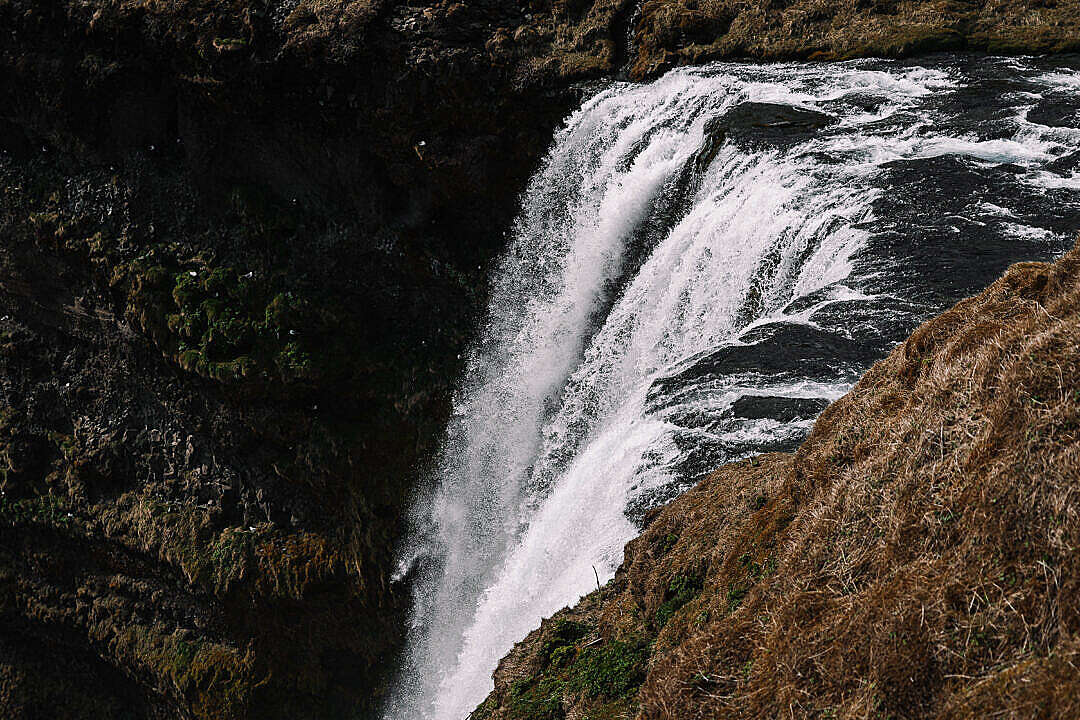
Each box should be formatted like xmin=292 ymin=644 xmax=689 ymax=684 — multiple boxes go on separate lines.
xmin=476 ymin=242 xmax=1080 ymax=719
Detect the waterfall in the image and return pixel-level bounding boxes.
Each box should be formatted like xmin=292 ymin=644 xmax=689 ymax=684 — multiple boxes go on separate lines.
xmin=384 ymin=56 xmax=1080 ymax=720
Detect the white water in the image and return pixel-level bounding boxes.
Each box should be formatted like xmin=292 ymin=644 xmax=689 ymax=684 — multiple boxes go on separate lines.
xmin=385 ymin=58 xmax=1080 ymax=720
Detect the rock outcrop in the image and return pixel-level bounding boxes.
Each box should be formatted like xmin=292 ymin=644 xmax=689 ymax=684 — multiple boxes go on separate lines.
xmin=2 ymin=1 xmax=1079 ymax=718
xmin=474 ymin=242 xmax=1080 ymax=719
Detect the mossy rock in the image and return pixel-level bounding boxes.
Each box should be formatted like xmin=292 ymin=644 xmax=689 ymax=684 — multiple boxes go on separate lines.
xmin=567 ymin=639 xmax=649 ymax=699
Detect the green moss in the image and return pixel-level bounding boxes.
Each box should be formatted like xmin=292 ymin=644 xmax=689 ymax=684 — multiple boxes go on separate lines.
xmin=469 ymin=695 xmax=498 ymax=720
xmin=207 ymin=529 xmax=255 ymax=588
xmin=548 ymin=644 xmax=576 ymax=670
xmin=655 ymin=573 xmax=703 ymax=629
xmin=507 ymin=630 xmax=651 ymax=720
xmin=16 ymin=182 xmax=344 ymax=389
xmin=509 ymin=676 xmax=566 ymax=720
xmin=118 ymin=626 xmax=257 ymax=720
xmin=213 ymin=37 xmax=249 ymax=51
xmin=124 ymin=494 xmax=340 ymax=600
xmin=726 ymin=581 xmax=748 ymax=613
xmin=178 ymin=348 xmax=209 ymax=375
xmin=539 ymin=619 xmax=589 ymax=668
xmin=275 ymin=341 xmax=313 ymax=379
xmin=657 ymin=532 xmax=678 ymax=553
xmin=124 ymin=255 xmax=320 ymax=384
xmin=141 ymin=264 xmax=173 ymax=289
xmin=567 ymin=639 xmax=649 ymax=699
xmin=172 ymin=271 xmax=203 ymax=308
xmin=208 ymin=356 xmax=256 ymax=382
xmin=0 ymin=492 xmax=71 ymax=527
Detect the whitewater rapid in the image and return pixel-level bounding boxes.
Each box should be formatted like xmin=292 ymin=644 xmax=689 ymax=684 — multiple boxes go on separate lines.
xmin=385 ymin=55 xmax=1080 ymax=720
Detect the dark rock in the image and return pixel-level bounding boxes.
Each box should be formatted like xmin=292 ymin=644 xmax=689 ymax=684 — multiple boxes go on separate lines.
xmin=1027 ymin=96 xmax=1080 ymax=128
xmin=805 ymin=297 xmax=918 ymax=349
xmin=649 ymin=321 xmax=877 ymax=401
xmin=727 ymin=395 xmax=830 ymax=422
xmin=713 ymin=102 xmax=837 ymax=144
xmin=1047 ymin=150 xmax=1080 ymax=175
xmin=852 ymin=154 xmax=1080 ymax=307
xmin=694 ymin=102 xmax=836 ymax=168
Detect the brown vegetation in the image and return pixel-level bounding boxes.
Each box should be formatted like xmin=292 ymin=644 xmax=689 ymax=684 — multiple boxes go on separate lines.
xmin=625 ymin=0 xmax=1080 ymax=78
xmin=478 ymin=241 xmax=1080 ymax=719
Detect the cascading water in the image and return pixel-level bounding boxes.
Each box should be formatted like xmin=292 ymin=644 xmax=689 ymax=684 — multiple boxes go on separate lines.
xmin=385 ymin=55 xmax=1080 ymax=720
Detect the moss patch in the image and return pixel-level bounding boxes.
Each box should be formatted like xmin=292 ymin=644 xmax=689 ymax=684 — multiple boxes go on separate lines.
xmin=500 ymin=625 xmax=651 ymax=720
xmin=113 ymin=625 xmax=259 ymax=720
xmin=127 ymin=255 xmax=318 ymax=383
xmin=654 ymin=573 xmax=703 ymax=629
xmin=0 ymin=492 xmax=71 ymax=528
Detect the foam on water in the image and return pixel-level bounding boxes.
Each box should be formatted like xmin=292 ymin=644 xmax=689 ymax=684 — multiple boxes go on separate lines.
xmin=384 ymin=56 xmax=1080 ymax=720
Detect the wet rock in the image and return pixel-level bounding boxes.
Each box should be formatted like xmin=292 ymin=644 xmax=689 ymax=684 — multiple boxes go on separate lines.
xmin=852 ymin=154 xmax=1079 ymax=308
xmin=804 ymin=297 xmax=918 ymax=349
xmin=727 ymin=395 xmax=830 ymax=422
xmin=719 ymin=102 xmax=836 ymax=142
xmin=1027 ymin=96 xmax=1080 ymax=128
xmin=1047 ymin=150 xmax=1080 ymax=175
xmin=693 ymin=102 xmax=835 ymax=168
xmin=649 ymin=321 xmax=876 ymax=400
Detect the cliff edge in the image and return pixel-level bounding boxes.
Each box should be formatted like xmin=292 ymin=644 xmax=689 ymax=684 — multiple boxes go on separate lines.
xmin=475 ymin=242 xmax=1080 ymax=719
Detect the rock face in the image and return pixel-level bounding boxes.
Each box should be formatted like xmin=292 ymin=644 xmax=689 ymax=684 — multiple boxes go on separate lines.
xmin=0 ymin=2 xmax=582 ymax=718
xmin=473 ymin=243 xmax=1080 ymax=719
xmin=727 ymin=395 xmax=830 ymax=422
xmin=708 ymin=102 xmax=837 ymax=146
xmin=649 ymin=321 xmax=878 ymax=401
xmin=1 ymin=1 xmax=1079 ymax=719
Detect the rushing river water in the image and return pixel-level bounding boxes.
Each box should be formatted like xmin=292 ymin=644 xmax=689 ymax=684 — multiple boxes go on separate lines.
xmin=383 ymin=54 xmax=1080 ymax=720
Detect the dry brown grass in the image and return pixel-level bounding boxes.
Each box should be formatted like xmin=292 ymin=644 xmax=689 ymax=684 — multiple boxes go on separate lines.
xmin=624 ymin=0 xmax=1080 ymax=78
xmin=479 ymin=244 xmax=1080 ymax=719
xmin=64 ymin=0 xmax=1080 ymax=84
xmin=638 ymin=242 xmax=1080 ymax=718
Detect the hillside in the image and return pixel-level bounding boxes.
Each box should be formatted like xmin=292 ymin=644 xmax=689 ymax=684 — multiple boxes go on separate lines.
xmin=474 ymin=242 xmax=1080 ymax=719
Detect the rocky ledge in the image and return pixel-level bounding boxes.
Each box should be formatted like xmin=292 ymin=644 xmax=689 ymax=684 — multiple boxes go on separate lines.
xmin=1 ymin=1 xmax=1079 ymax=719
xmin=474 ymin=243 xmax=1080 ymax=719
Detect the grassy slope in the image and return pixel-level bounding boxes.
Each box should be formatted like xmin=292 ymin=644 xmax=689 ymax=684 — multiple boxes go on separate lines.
xmin=476 ymin=242 xmax=1080 ymax=720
